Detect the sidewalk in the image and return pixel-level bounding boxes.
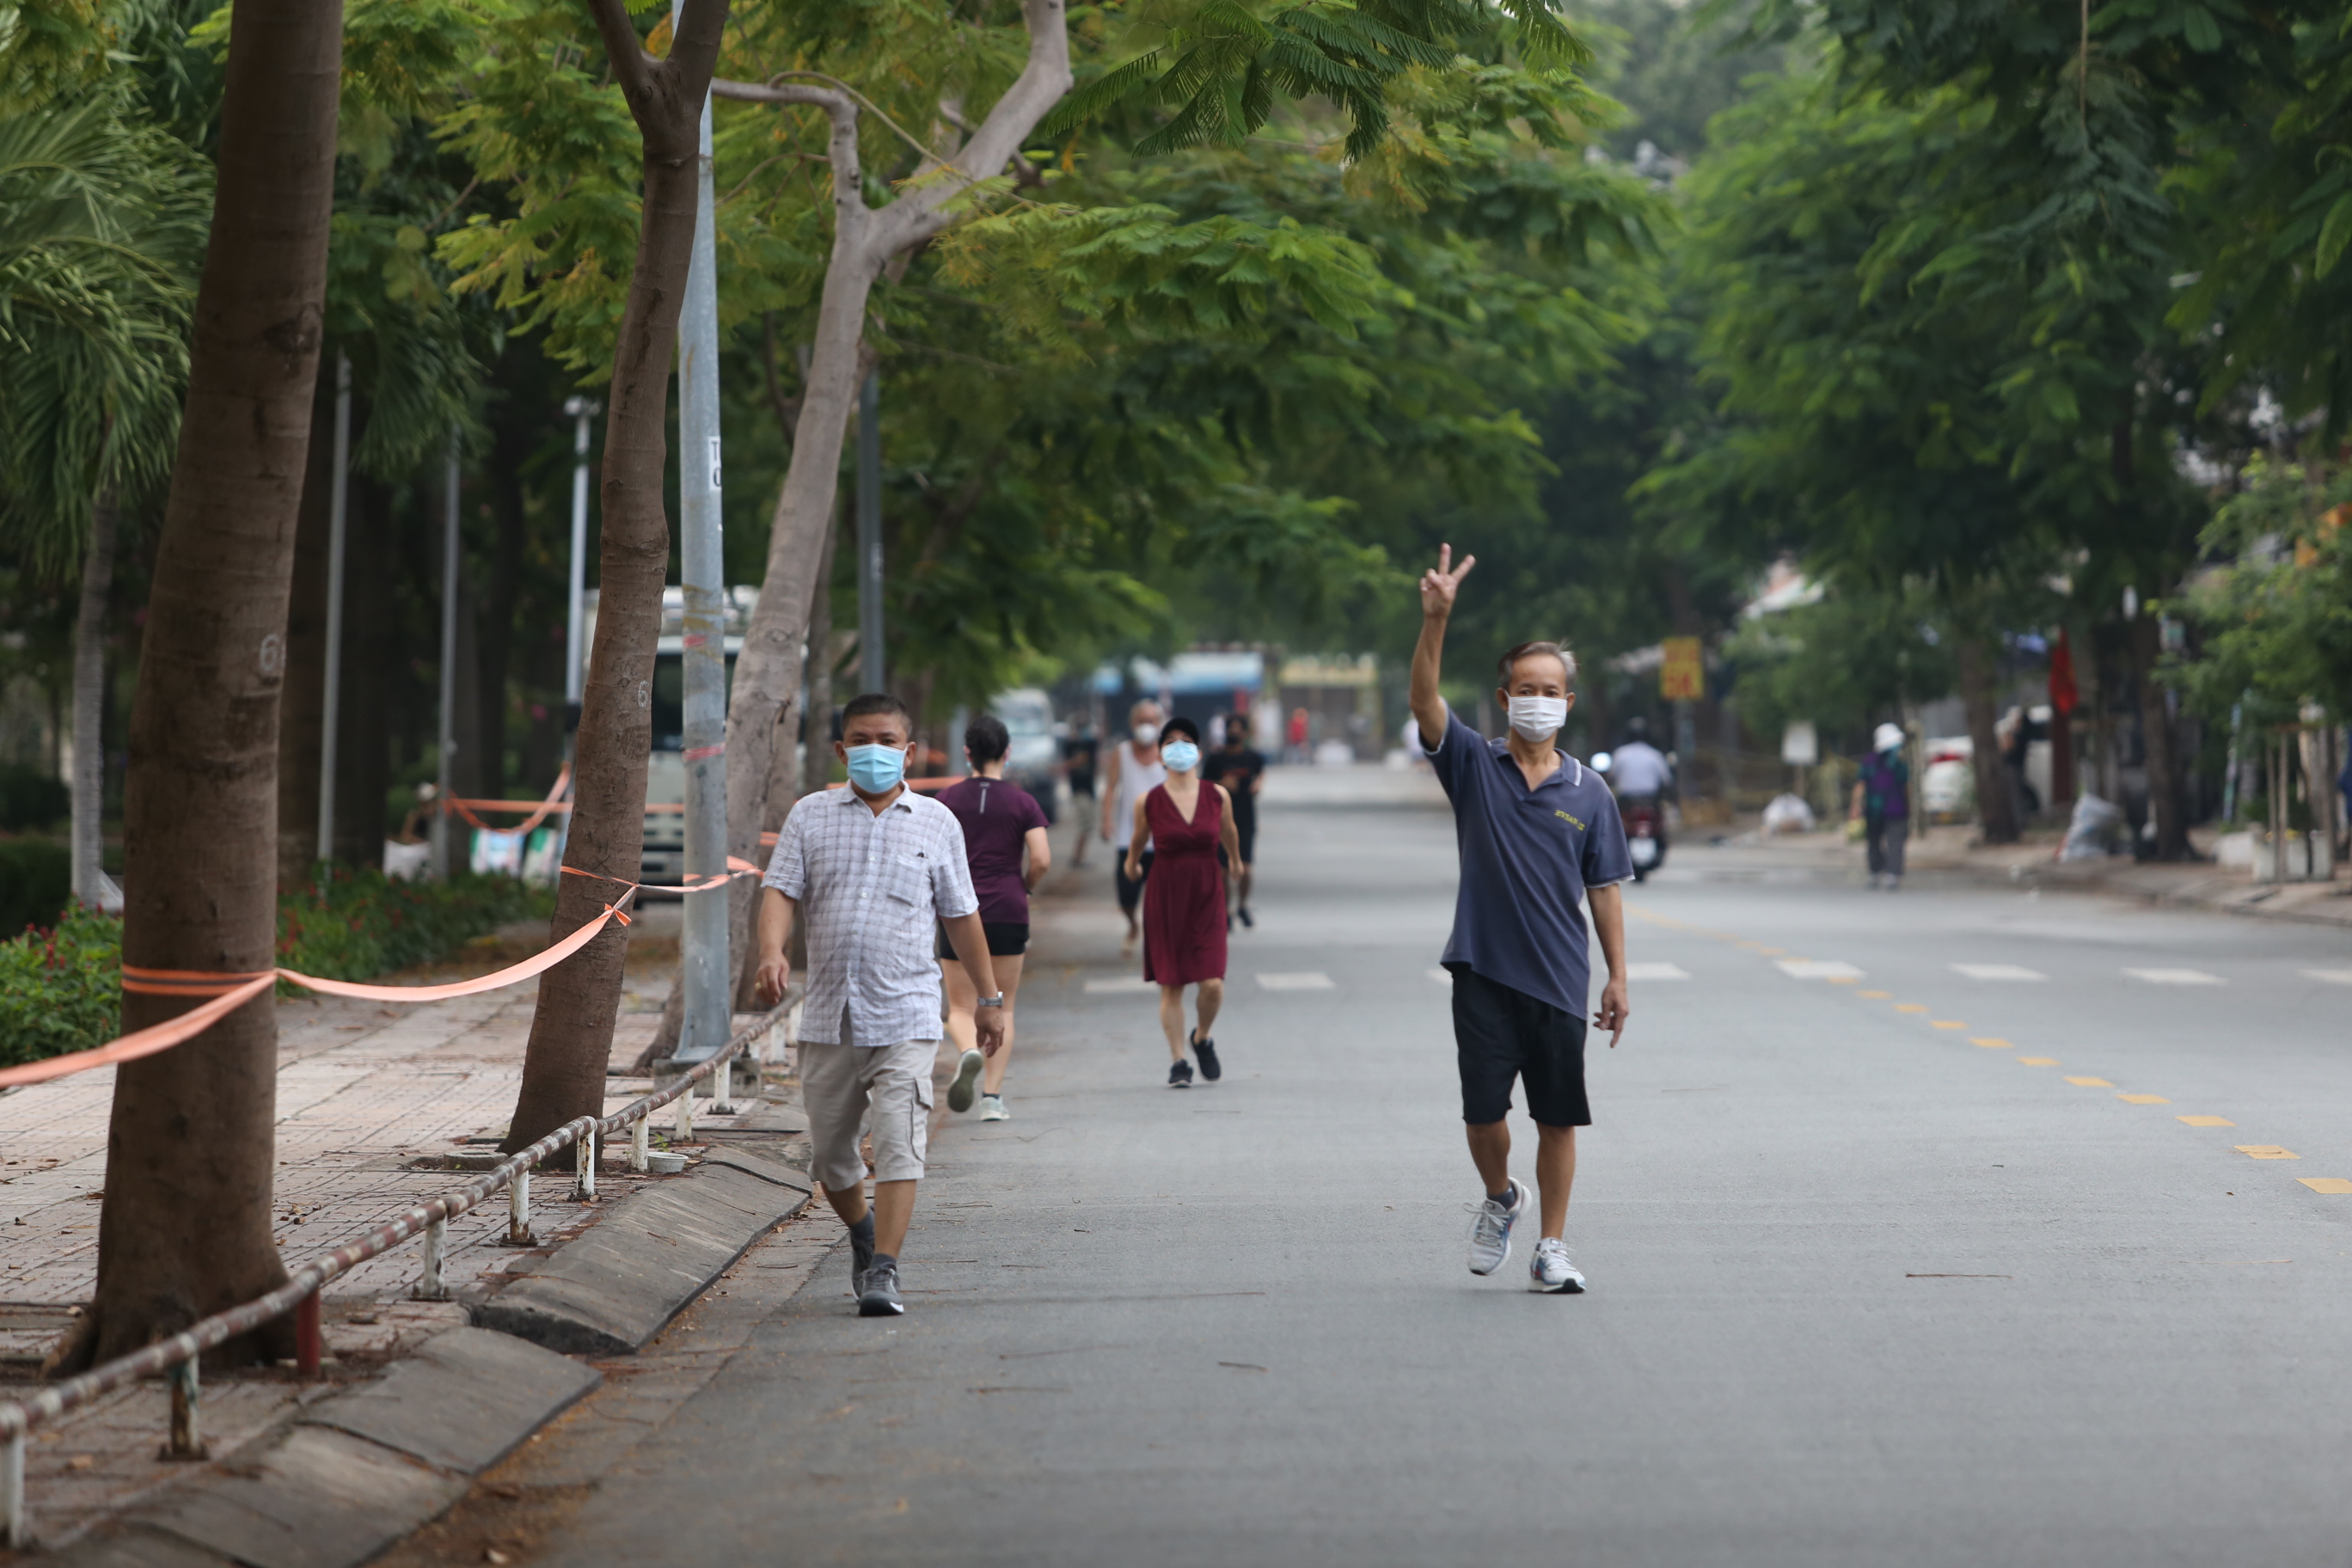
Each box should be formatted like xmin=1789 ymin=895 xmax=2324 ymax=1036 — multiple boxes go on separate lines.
xmin=1707 ymin=819 xmax=2352 ymax=929
xmin=0 ymin=903 xmax=782 ymax=1548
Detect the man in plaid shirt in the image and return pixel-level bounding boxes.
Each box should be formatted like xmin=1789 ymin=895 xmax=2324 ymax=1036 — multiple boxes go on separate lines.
xmin=755 ymin=693 xmax=1006 ymax=1317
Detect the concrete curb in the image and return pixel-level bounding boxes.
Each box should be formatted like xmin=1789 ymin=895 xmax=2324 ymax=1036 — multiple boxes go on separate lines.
xmin=469 ymin=1124 xmax=813 ymax=1357
xmin=47 ymin=1328 xmax=598 ymax=1568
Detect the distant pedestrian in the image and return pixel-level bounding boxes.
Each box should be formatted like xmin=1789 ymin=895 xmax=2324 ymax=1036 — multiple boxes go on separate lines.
xmin=1851 ymin=724 xmax=1910 ymax=890
xmin=937 ymin=714 xmax=1051 ymax=1124
xmin=1409 ymin=544 xmax=1632 ymax=1295
xmin=1100 ymin=700 xmax=1167 ymax=957
xmin=1201 ymin=713 xmax=1265 ymax=928
xmin=754 ymin=693 xmax=1006 ymax=1319
xmin=1125 ymin=717 xmax=1241 ymax=1087
xmin=1286 ymin=706 xmax=1311 ymax=764
xmin=1063 ymin=720 xmax=1099 ymax=866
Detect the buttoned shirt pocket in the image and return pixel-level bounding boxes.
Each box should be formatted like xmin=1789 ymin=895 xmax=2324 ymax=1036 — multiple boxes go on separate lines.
xmin=882 ymin=849 xmax=932 ymax=909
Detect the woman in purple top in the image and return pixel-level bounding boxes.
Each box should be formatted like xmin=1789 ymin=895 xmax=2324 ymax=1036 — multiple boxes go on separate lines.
xmin=936 ymin=713 xmax=1053 ymax=1121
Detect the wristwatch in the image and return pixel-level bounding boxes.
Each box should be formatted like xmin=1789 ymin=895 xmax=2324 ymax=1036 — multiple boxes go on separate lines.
xmin=977 ymin=994 xmax=1006 ymax=1010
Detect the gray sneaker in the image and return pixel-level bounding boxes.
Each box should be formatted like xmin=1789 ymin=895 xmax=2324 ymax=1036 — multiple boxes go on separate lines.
xmin=947 ymin=1048 xmax=984 ymax=1113
xmin=1465 ymin=1177 xmax=1529 ymax=1276
xmin=849 ymin=1227 xmax=876 ymax=1300
xmin=859 ymin=1259 xmax=904 ymax=1317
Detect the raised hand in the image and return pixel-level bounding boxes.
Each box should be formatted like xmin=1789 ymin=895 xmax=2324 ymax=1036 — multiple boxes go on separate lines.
xmin=1419 ymin=542 xmax=1477 ymax=620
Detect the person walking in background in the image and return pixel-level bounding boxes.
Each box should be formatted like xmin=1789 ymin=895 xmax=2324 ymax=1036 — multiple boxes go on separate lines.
xmin=1063 ymin=718 xmax=1099 ymax=866
xmin=1101 ymin=700 xmax=1167 ymax=957
xmin=937 ymin=714 xmax=1051 ymax=1124
xmin=1125 ymin=717 xmax=1241 ymax=1087
xmin=1202 ymin=713 xmax=1266 ymax=928
xmin=1410 ymin=544 xmax=1632 ymax=1295
xmin=754 ymin=694 xmax=1005 ymax=1320
xmin=1851 ymin=723 xmax=1911 ymax=890
xmin=1286 ymin=706 xmax=1311 ymax=764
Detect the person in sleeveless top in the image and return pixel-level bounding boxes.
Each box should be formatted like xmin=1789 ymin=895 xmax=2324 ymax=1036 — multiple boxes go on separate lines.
xmin=1100 ymin=699 xmax=1167 ymax=956
xmin=1123 ymin=717 xmax=1241 ymax=1087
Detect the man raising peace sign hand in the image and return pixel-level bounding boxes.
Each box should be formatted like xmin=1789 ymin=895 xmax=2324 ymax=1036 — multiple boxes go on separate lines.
xmin=1407 ymin=543 xmax=1634 ymax=1296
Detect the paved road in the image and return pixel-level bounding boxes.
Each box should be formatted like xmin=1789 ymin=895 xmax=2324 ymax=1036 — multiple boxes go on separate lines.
xmin=522 ymin=772 xmax=2352 ymax=1567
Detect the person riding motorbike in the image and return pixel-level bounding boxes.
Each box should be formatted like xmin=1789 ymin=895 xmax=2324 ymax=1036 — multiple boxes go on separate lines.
xmin=1605 ymin=719 xmax=1675 ymax=879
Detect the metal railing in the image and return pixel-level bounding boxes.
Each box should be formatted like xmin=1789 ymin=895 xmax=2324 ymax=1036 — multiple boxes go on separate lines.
xmin=0 ymin=1001 xmax=786 ymax=1548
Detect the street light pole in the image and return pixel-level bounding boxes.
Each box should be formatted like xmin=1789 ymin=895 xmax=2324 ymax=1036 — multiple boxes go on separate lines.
xmin=316 ymin=351 xmax=352 ymax=864
xmin=561 ymin=395 xmax=598 ymax=750
xmin=856 ymin=369 xmax=884 ymax=694
xmin=673 ymin=35 xmax=729 ymax=1066
xmin=432 ymin=426 xmax=460 ymax=880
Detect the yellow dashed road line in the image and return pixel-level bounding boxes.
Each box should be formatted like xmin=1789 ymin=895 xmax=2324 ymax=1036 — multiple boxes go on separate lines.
xmin=2117 ymin=1094 xmax=2171 ymax=1106
xmin=2237 ymin=1145 xmax=2301 ymax=1160
xmin=2178 ymin=1115 xmax=2234 ymax=1127
xmin=2066 ymin=1076 xmax=2116 ymax=1087
xmin=2018 ymin=1057 xmax=2058 ymax=1066
xmin=2298 ymin=1178 xmax=2352 ymax=1194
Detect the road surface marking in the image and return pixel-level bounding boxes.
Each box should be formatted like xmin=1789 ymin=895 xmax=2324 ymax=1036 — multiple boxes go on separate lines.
xmin=2298 ymin=1178 xmax=2352 ymax=1194
xmin=1951 ymin=964 xmax=2048 ymax=981
xmin=2177 ymin=1116 xmax=2234 ymax=1127
xmin=1859 ymin=990 xmax=1891 ymax=999
xmin=1256 ymin=972 xmax=1334 ymax=991
xmin=2116 ymin=1093 xmax=2171 ymax=1105
xmin=1931 ymin=1020 xmax=1967 ymax=1030
xmin=1970 ymin=1037 xmax=2013 ymax=1049
xmin=2018 ymin=1057 xmax=2058 ymax=1065
xmin=2065 ymin=1076 xmax=2115 ymax=1087
xmin=1084 ymin=977 xmax=1158 ymax=995
xmin=2235 ymin=1145 xmax=2300 ymax=1160
xmin=1776 ymin=959 xmax=1865 ymax=980
xmin=2302 ymin=971 xmax=2352 ymax=985
xmin=1893 ymin=1003 xmax=1927 ymax=1014
xmin=2124 ymin=968 xmax=2225 ymax=985
xmin=1827 ymin=976 xmax=1859 ymax=985
xmin=1623 ymin=963 xmax=1690 ymax=980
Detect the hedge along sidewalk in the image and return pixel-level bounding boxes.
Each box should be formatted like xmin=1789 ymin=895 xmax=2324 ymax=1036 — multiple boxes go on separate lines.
xmin=0 ymin=912 xmax=775 ymax=1548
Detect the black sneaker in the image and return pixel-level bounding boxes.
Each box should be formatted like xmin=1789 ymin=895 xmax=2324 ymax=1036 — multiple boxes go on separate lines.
xmin=1237 ymin=906 xmax=1254 ymax=928
xmin=1167 ymin=1059 xmax=1194 ymax=1088
xmin=1192 ymin=1032 xmax=1222 ymax=1081
xmin=858 ymin=1260 xmax=904 ymax=1317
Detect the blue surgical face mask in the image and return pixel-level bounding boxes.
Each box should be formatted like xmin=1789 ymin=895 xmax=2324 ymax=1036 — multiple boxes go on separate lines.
xmin=1161 ymin=739 xmax=1201 ymax=772
xmin=845 ymin=743 xmax=908 ymax=794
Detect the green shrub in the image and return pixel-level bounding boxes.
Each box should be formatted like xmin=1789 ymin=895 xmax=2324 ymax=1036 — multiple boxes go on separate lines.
xmin=0 ymin=838 xmax=70 ymax=932
xmin=0 ymin=767 xmax=69 ymax=833
xmin=0 ymin=868 xmax=559 ymax=1066
xmin=0 ymin=905 xmax=121 ymax=1067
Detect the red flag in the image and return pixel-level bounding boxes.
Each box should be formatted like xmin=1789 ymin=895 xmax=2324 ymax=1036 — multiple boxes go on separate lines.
xmin=2049 ymin=628 xmax=2079 ymax=717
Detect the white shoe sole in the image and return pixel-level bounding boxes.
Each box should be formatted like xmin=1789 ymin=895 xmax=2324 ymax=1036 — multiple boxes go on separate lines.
xmin=946 ymin=1050 xmax=984 ymax=1113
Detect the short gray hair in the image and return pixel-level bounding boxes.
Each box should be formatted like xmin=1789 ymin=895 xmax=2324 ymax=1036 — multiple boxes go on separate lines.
xmin=1498 ymin=640 xmax=1577 ymax=690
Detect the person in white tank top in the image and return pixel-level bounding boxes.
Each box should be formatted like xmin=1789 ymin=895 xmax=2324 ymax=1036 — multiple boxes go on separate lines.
xmin=1100 ymin=699 xmax=1167 ymax=954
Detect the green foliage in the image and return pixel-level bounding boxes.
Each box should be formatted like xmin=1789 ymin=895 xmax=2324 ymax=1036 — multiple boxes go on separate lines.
xmin=2173 ymin=456 xmax=2352 ymax=726
xmin=0 ymin=836 xmax=70 ymax=930
xmin=0 ymin=903 xmax=115 ymax=1066
xmin=1719 ymin=586 xmax=1956 ymax=755
xmin=273 ymin=867 xmax=557 ymax=981
xmin=0 ymin=764 xmax=68 ymax=830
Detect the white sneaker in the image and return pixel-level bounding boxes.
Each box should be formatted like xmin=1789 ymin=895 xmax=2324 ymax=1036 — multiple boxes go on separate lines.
xmin=1529 ymin=1236 xmax=1586 ymax=1294
xmin=946 ymin=1048 xmax=984 ymax=1113
xmin=1465 ymin=1177 xmax=1529 ymax=1276
xmin=979 ymin=1094 xmax=1009 ymax=1122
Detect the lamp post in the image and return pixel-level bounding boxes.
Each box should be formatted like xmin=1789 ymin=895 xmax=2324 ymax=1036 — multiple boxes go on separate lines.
xmin=316 ymin=352 xmax=352 ymax=863
xmin=561 ymin=396 xmax=598 ymax=750
xmin=432 ymin=426 xmax=460 ymax=880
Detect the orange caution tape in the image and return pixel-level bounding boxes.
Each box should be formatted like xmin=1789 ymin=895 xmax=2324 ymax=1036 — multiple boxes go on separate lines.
xmin=0 ymin=892 xmax=636 ymax=1091
xmin=440 ymin=766 xmax=573 ymax=833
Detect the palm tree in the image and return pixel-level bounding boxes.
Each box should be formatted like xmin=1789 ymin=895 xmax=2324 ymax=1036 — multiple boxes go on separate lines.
xmin=0 ymin=91 xmax=208 ymax=909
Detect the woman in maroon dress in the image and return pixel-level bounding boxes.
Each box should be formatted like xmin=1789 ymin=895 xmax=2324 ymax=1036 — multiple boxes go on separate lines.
xmin=1123 ymin=717 xmax=1243 ymax=1087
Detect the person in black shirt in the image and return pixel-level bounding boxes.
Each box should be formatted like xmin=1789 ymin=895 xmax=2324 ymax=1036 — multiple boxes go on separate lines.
xmin=1062 ymin=720 xmax=1099 ymax=865
xmin=1201 ymin=714 xmax=1266 ymax=928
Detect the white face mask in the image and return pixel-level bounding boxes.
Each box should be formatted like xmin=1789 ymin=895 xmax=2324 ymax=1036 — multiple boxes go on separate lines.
xmin=1133 ymin=722 xmax=1161 ymax=744
xmin=1507 ymin=695 xmax=1568 ymax=741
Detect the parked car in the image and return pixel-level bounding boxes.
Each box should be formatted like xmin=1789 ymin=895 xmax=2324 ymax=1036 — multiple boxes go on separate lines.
xmin=991 ymin=688 xmax=1060 ymax=823
xmin=1920 ymin=736 xmax=1975 ymax=821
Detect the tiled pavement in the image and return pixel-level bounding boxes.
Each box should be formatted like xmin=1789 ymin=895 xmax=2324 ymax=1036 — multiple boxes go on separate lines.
xmin=0 ymin=924 xmax=783 ymax=1547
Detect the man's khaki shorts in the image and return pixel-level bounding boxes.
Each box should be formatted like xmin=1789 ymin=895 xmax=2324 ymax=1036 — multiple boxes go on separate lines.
xmin=801 ymin=1034 xmax=936 ymax=1191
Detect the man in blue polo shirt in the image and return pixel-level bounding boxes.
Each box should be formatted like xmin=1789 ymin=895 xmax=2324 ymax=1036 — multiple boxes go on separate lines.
xmin=1410 ymin=543 xmax=1632 ymax=1295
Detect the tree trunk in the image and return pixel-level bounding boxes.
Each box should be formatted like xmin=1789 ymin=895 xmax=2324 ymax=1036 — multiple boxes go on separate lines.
xmin=503 ymin=0 xmax=729 ymax=1156
xmin=2129 ymin=614 xmax=2190 ymax=861
xmin=1956 ymin=634 xmax=2020 ymax=845
xmin=70 ymin=487 xmax=117 ymax=909
xmin=275 ymin=362 xmax=336 ymax=885
xmin=71 ymin=0 xmax=343 ymax=1373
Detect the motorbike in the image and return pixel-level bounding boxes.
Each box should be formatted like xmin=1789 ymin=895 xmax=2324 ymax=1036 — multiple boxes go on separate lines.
xmin=1620 ymin=796 xmax=1668 ymax=881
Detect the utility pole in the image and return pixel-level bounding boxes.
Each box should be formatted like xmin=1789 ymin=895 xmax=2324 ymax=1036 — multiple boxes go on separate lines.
xmin=857 ymin=369 xmax=884 ymax=694
xmin=562 ymin=395 xmax=599 ymax=752
xmin=316 ymin=351 xmax=352 ymax=863
xmin=432 ymin=427 xmax=460 ymax=880
xmin=673 ymin=30 xmax=729 ymax=1067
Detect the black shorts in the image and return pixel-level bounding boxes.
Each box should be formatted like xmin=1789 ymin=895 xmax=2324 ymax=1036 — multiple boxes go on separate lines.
xmin=1115 ymin=848 xmax=1154 ymax=913
xmin=937 ymin=921 xmax=1030 ymax=959
xmin=1449 ymin=964 xmax=1589 ymax=1127
xmin=1231 ymin=810 xmax=1257 ymax=866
